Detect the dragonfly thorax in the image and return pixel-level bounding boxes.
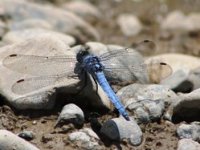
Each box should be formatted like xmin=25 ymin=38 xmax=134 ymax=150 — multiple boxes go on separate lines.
xmin=82 ymin=55 xmax=104 ymax=73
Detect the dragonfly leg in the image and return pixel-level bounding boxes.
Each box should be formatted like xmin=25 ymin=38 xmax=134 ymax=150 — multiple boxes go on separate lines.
xmin=75 ymin=71 xmax=88 ymax=95
xmin=91 ymin=75 xmax=98 ymax=95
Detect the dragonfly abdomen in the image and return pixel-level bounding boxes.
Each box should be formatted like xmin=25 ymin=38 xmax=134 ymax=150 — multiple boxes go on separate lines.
xmin=95 ymin=72 xmax=130 ymax=121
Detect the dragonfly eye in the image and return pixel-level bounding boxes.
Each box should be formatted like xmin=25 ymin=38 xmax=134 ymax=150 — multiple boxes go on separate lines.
xmin=76 ymin=50 xmax=89 ymax=63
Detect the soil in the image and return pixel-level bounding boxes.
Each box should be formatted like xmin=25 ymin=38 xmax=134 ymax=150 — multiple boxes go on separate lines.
xmin=1 ymin=0 xmax=200 ymax=149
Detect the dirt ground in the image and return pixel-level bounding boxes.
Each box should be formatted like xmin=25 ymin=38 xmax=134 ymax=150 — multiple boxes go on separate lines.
xmin=1 ymin=0 xmax=200 ymax=149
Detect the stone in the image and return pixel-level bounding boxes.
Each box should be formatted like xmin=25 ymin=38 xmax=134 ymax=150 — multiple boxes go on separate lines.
xmin=177 ymin=122 xmax=200 ymax=141
xmin=161 ymin=69 xmax=193 ymax=93
xmin=62 ymin=1 xmax=101 ymax=22
xmin=18 ymin=130 xmax=35 ymax=141
xmin=188 ymin=67 xmax=200 ymax=90
xmin=55 ymin=103 xmax=84 ymax=128
xmin=0 ymin=130 xmax=39 ymax=150
xmin=146 ymin=53 xmax=200 ymax=75
xmin=9 ymin=19 xmax=53 ymax=30
xmin=0 ymin=20 xmax=7 ymax=38
xmin=0 ymin=0 xmax=100 ymax=42
xmin=68 ymin=130 xmax=100 ymax=150
xmin=161 ymin=11 xmax=200 ymax=32
xmin=165 ymin=89 xmax=200 ymax=122
xmin=3 ymin=28 xmax=76 ymax=46
xmin=117 ymin=14 xmax=142 ymax=36
xmin=100 ymin=118 xmax=142 ymax=146
xmin=177 ymin=139 xmax=200 ymax=150
xmin=117 ymin=84 xmax=177 ymax=123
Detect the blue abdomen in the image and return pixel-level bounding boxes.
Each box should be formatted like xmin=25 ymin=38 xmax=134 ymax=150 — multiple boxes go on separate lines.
xmin=95 ymin=72 xmax=130 ymax=121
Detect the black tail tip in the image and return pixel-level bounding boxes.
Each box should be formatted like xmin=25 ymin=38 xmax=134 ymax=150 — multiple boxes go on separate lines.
xmin=124 ymin=115 xmax=130 ymax=121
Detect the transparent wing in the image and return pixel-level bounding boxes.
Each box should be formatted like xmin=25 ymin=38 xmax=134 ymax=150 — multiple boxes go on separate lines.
xmin=3 ymin=54 xmax=77 ymax=76
xmin=99 ymin=45 xmax=172 ymax=83
xmin=100 ymin=48 xmax=145 ymax=68
xmin=147 ymin=62 xmax=173 ymax=83
xmin=12 ymin=74 xmax=73 ymax=95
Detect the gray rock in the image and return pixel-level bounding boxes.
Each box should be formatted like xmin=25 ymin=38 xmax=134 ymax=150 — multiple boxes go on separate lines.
xmin=161 ymin=69 xmax=193 ymax=93
xmin=161 ymin=11 xmax=187 ymax=31
xmin=117 ymin=84 xmax=177 ymax=123
xmin=118 ymin=83 xmax=176 ymax=107
xmin=18 ymin=131 xmax=35 ymax=141
xmin=81 ymin=128 xmax=100 ymax=140
xmin=117 ymin=14 xmax=142 ymax=36
xmin=41 ymin=133 xmax=54 ymax=143
xmin=68 ymin=130 xmax=100 ymax=150
xmin=130 ymin=98 xmax=164 ymax=123
xmin=0 ymin=35 xmax=80 ymax=109
xmin=146 ymin=53 xmax=200 ymax=74
xmin=177 ymin=122 xmax=200 ymax=141
xmin=188 ymin=67 xmax=200 ymax=90
xmin=0 ymin=20 xmax=7 ymax=37
xmin=165 ymin=89 xmax=200 ymax=121
xmin=100 ymin=118 xmax=142 ymax=146
xmin=55 ymin=103 xmax=84 ymax=128
xmin=177 ymin=139 xmax=200 ymax=150
xmin=62 ymin=1 xmax=101 ymax=22
xmin=0 ymin=130 xmax=39 ymax=150
xmin=3 ymin=28 xmax=76 ymax=46
xmin=161 ymin=11 xmax=200 ymax=32
xmin=0 ymin=0 xmax=100 ymax=41
xmin=9 ymin=19 xmax=53 ymax=30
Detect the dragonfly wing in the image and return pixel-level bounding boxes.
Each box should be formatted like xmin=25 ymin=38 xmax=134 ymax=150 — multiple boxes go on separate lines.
xmin=3 ymin=54 xmax=77 ymax=76
xmin=100 ymin=48 xmax=149 ymax=83
xmin=12 ymin=74 xmax=74 ymax=95
xmin=147 ymin=62 xmax=172 ymax=83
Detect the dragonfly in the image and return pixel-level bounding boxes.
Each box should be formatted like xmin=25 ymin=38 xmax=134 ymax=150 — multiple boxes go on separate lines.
xmin=2 ymin=43 xmax=172 ymax=121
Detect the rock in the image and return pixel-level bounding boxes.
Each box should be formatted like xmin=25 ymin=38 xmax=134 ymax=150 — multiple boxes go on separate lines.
xmin=188 ymin=67 xmax=200 ymax=90
xmin=118 ymin=83 xmax=177 ymax=106
xmin=117 ymin=14 xmax=143 ymax=36
xmin=3 ymin=28 xmax=76 ymax=46
xmin=55 ymin=103 xmax=84 ymax=128
xmin=161 ymin=11 xmax=200 ymax=32
xmin=0 ymin=35 xmax=80 ymax=109
xmin=0 ymin=20 xmax=7 ymax=37
xmin=165 ymin=89 xmax=200 ymax=122
xmin=41 ymin=133 xmax=54 ymax=143
xmin=177 ymin=139 xmax=200 ymax=150
xmin=81 ymin=128 xmax=99 ymax=140
xmin=146 ymin=53 xmax=200 ymax=88
xmin=117 ymin=84 xmax=177 ymax=123
xmin=129 ymin=98 xmax=164 ymax=124
xmin=161 ymin=69 xmax=193 ymax=93
xmin=62 ymin=1 xmax=101 ymax=22
xmin=18 ymin=131 xmax=35 ymax=141
xmin=9 ymin=19 xmax=53 ymax=30
xmin=100 ymin=118 xmax=142 ymax=146
xmin=161 ymin=11 xmax=187 ymax=31
xmin=68 ymin=130 xmax=101 ymax=150
xmin=0 ymin=0 xmax=100 ymax=42
xmin=146 ymin=53 xmax=200 ymax=75
xmin=0 ymin=129 xmax=39 ymax=150
xmin=177 ymin=122 xmax=200 ymax=141
xmin=186 ymin=13 xmax=200 ymax=31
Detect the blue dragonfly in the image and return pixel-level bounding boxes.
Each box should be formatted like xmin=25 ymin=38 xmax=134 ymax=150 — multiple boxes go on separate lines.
xmin=2 ymin=44 xmax=171 ymax=121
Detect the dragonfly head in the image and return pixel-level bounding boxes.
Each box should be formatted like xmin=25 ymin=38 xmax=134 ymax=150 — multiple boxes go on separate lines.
xmin=76 ymin=49 xmax=90 ymax=63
